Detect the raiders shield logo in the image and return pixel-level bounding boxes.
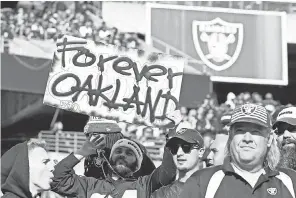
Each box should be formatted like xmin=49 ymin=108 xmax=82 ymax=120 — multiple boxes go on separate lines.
xmin=267 ymin=188 xmax=277 ymax=195
xmin=192 ymin=18 xmax=243 ymax=71
xmin=241 ymin=104 xmax=256 ymax=115
xmin=177 ymin=128 xmax=187 ymax=135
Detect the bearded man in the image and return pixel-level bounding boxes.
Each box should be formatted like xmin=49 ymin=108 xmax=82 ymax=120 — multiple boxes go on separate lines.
xmin=51 ymin=135 xmax=176 ymax=198
xmin=273 ymin=106 xmax=296 ymax=170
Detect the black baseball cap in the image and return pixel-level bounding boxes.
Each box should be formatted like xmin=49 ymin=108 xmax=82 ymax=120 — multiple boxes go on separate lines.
xmin=166 ymin=128 xmax=204 ymax=147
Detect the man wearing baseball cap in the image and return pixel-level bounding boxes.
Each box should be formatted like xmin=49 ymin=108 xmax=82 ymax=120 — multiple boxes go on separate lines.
xmin=151 ymin=128 xmax=204 ymax=198
xmin=273 ymin=106 xmax=296 ymax=170
xmin=181 ymin=103 xmax=296 ymax=198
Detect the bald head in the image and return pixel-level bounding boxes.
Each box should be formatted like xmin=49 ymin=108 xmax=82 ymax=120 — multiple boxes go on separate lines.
xmin=207 ymin=134 xmax=229 ymax=166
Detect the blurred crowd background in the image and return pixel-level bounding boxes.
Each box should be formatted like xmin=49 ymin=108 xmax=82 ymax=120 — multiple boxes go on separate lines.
xmin=1 ymin=2 xmax=142 ymax=48
xmin=1 ymin=1 xmax=296 ymax=160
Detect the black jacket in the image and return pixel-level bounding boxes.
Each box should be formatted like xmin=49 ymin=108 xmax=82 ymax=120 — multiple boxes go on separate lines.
xmin=151 ymin=180 xmax=184 ymax=198
xmin=84 ymin=141 xmax=156 ymax=179
xmin=51 ymin=148 xmax=176 ymax=198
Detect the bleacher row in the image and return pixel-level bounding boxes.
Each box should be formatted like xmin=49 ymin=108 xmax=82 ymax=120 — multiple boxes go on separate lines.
xmin=38 ymin=130 xmax=165 ymax=161
xmin=1 ymin=2 xmax=142 ymax=50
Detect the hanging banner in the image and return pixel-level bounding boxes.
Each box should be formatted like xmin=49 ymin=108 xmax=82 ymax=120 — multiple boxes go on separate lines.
xmin=43 ymin=35 xmax=185 ymax=125
xmin=146 ymin=3 xmax=288 ymax=85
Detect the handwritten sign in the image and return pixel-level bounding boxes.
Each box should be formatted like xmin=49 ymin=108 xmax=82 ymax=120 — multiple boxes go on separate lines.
xmin=43 ymin=35 xmax=185 ymax=125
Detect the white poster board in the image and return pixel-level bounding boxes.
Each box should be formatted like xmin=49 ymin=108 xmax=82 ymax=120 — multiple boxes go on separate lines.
xmin=43 ymin=35 xmax=185 ymax=126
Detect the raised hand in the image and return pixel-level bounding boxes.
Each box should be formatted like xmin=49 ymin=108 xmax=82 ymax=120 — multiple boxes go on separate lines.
xmin=166 ymin=110 xmax=183 ymax=126
xmin=76 ymin=135 xmax=106 ymax=157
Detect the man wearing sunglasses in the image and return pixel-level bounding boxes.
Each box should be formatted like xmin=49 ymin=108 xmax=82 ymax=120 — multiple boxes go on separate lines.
xmin=151 ymin=128 xmax=204 ymax=198
xmin=273 ymin=106 xmax=296 ymax=170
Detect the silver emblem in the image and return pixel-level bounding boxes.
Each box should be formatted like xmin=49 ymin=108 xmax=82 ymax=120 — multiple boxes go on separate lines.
xmin=242 ymin=104 xmax=256 ymax=115
xmin=192 ymin=18 xmax=243 ymax=71
xmin=267 ymin=187 xmax=277 ymax=195
xmin=177 ymin=128 xmax=187 ymax=135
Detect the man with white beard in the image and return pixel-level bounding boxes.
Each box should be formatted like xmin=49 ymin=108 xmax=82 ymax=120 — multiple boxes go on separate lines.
xmin=273 ymin=106 xmax=296 ymax=170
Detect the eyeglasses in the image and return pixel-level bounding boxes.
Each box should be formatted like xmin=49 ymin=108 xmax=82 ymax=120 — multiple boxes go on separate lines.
xmin=276 ymin=124 xmax=296 ymax=135
xmin=168 ymin=144 xmax=199 ymax=155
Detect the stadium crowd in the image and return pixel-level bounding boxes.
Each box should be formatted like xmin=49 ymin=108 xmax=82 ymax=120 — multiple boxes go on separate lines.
xmin=2 ymin=2 xmax=296 ymax=198
xmin=1 ymin=2 xmax=141 ymax=48
xmin=122 ymin=91 xmax=291 ymax=145
xmin=2 ymin=1 xmax=290 ymax=143
xmin=2 ymin=2 xmax=294 ymax=161
xmin=2 ymin=104 xmax=296 ymax=198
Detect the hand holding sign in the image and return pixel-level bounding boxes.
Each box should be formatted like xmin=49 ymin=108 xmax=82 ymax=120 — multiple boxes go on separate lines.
xmin=166 ymin=110 xmax=183 ymax=126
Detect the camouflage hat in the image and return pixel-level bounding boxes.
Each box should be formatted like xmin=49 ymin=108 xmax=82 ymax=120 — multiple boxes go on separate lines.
xmin=84 ymin=117 xmax=122 ymax=134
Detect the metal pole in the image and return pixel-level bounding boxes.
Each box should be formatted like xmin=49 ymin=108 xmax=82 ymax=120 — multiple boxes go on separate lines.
xmin=50 ymin=108 xmax=60 ymax=129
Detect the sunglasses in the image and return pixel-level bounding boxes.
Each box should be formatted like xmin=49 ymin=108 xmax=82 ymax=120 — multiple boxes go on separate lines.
xmin=168 ymin=144 xmax=199 ymax=155
xmin=275 ymin=124 xmax=296 ymax=135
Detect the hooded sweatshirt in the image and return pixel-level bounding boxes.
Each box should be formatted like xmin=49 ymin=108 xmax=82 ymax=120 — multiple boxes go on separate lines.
xmin=1 ymin=141 xmax=33 ymax=198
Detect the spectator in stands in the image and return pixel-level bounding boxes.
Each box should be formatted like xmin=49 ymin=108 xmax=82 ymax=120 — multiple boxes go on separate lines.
xmin=199 ymin=108 xmax=219 ymax=151
xmin=139 ymin=126 xmax=154 ymax=144
xmin=125 ymin=124 xmax=138 ymax=139
xmin=187 ymin=109 xmax=197 ymax=129
xmin=201 ymin=130 xmax=215 ymax=150
xmin=79 ymin=20 xmax=93 ymax=38
xmin=202 ymin=112 xmax=230 ymax=167
xmin=206 ymin=133 xmax=229 ymax=167
xmin=51 ymin=136 xmax=176 ymax=198
xmin=225 ymin=92 xmax=236 ymax=109
xmin=252 ymin=92 xmax=263 ymax=105
xmin=263 ymin=93 xmax=278 ymax=110
xmin=151 ymin=128 xmax=204 ymax=198
xmin=125 ymin=33 xmax=140 ymax=49
xmin=180 ymin=106 xmax=188 ymax=117
xmin=45 ymin=22 xmax=57 ymax=40
xmin=1 ymin=1 xmax=144 ymax=52
xmin=97 ymin=22 xmax=109 ymax=38
xmin=273 ymin=106 xmax=296 ymax=170
xmin=83 ymin=117 xmax=155 ymax=180
xmin=205 ymin=109 xmax=218 ymax=130
xmin=243 ymin=92 xmax=252 ymax=103
xmin=1 ymin=139 xmax=55 ymax=198
xmin=196 ymin=106 xmax=206 ymax=131
xmin=83 ymin=117 xmax=125 ymax=179
xmin=181 ymin=104 xmax=296 ymax=198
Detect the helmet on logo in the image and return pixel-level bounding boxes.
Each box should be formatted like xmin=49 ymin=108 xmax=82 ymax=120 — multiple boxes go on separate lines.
xmin=192 ymin=18 xmax=244 ymax=71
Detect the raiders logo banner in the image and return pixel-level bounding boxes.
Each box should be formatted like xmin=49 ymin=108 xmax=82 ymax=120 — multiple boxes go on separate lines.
xmin=147 ymin=4 xmax=288 ymax=86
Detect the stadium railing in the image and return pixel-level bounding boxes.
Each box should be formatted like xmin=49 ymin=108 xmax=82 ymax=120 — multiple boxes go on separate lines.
xmin=38 ymin=130 xmax=165 ymax=160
